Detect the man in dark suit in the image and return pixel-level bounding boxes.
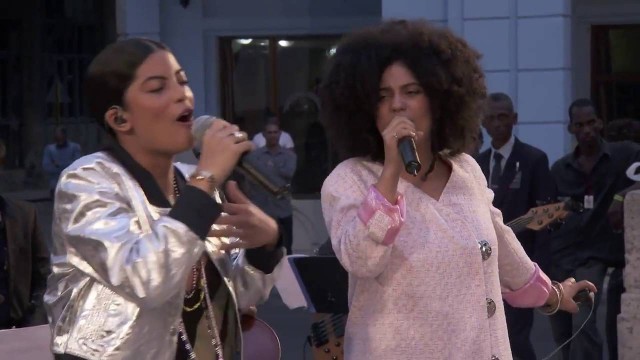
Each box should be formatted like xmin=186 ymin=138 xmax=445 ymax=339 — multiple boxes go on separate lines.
xmin=0 ymin=196 xmax=51 ymax=329
xmin=477 ymin=92 xmax=556 ymax=360
xmin=0 ymin=140 xmax=50 ymax=329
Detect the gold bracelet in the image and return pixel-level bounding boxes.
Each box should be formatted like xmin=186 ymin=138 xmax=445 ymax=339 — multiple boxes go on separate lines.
xmin=613 ymin=194 xmax=625 ymax=203
xmin=189 ymin=169 xmax=218 ymax=194
xmin=538 ymin=281 xmax=563 ymax=315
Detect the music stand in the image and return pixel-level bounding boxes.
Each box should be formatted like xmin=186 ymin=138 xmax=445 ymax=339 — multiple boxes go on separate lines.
xmin=287 ymin=256 xmax=349 ymax=314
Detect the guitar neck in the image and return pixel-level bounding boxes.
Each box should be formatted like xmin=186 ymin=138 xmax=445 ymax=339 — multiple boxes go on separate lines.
xmin=506 ymin=214 xmax=534 ymax=234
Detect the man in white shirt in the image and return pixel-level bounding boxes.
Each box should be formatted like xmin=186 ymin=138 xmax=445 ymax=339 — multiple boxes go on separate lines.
xmin=252 ymin=117 xmax=294 ymax=149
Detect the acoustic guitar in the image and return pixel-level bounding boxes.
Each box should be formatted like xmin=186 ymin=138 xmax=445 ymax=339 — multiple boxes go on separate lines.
xmin=308 ymin=200 xmax=580 ymax=360
xmin=241 ymin=315 xmax=281 ymax=360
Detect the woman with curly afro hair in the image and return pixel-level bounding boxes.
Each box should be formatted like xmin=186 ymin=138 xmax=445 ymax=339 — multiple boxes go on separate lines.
xmin=319 ymin=20 xmax=596 ymax=359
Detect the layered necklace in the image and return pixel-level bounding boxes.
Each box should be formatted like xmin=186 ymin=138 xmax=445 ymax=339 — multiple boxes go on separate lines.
xmin=172 ymin=175 xmax=225 ymax=360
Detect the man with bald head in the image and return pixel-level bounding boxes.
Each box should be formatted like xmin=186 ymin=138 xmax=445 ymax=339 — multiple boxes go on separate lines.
xmin=477 ymin=92 xmax=556 ymax=360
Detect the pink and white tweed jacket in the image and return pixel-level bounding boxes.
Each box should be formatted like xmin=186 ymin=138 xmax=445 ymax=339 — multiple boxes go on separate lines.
xmin=321 ymin=154 xmax=551 ymax=360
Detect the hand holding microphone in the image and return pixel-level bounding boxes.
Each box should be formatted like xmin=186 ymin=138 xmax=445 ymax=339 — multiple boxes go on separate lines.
xmin=192 ymin=116 xmax=281 ymax=251
xmin=381 ymin=116 xmax=424 ymax=174
xmin=192 ymin=115 xmax=289 ymax=197
xmin=376 ymin=116 xmax=423 ymax=203
xmin=557 ymin=277 xmax=597 ymax=314
xmin=191 ymin=116 xmax=253 ymax=184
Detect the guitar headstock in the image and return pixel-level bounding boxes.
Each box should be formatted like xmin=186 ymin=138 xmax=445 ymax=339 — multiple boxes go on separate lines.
xmin=523 ymin=200 xmax=577 ymax=231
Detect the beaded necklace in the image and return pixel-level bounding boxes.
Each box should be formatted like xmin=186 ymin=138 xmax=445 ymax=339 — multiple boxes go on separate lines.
xmin=172 ymin=175 xmax=224 ymax=359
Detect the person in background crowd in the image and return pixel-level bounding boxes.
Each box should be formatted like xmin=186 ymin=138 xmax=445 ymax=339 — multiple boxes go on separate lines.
xmin=0 ymin=140 xmax=50 ymax=330
xmin=252 ymin=116 xmax=295 ymax=150
xmin=606 ymin=118 xmax=640 ymax=143
xmin=244 ymin=119 xmax=296 ymax=254
xmin=549 ymin=98 xmax=640 ymax=360
xmin=42 ymin=126 xmax=82 ymax=199
xmin=477 ymin=92 xmax=556 ymax=360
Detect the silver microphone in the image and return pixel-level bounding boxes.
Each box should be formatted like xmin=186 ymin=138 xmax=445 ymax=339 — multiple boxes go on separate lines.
xmin=191 ymin=115 xmax=290 ymax=198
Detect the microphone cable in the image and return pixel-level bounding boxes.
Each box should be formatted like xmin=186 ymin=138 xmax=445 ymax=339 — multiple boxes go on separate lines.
xmin=540 ymin=297 xmax=596 ymax=360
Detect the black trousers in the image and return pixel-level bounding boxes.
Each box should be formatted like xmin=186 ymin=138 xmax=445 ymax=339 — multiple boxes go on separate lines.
xmin=277 ymin=215 xmax=293 ymax=255
xmin=54 ymin=355 xmax=85 ymax=360
xmin=504 ymin=303 xmax=536 ymax=360
xmin=548 ymin=259 xmax=624 ymax=360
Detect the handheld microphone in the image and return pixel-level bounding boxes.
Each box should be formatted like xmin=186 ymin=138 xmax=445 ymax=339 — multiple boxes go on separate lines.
xmin=540 ymin=288 xmax=595 ymax=360
xmin=398 ymin=137 xmax=421 ymax=176
xmin=191 ymin=115 xmax=290 ymax=198
xmin=573 ymin=289 xmax=594 ymax=305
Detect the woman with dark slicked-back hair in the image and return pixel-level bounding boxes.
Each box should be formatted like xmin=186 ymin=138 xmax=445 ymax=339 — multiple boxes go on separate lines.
xmin=44 ymin=38 xmax=284 ymax=360
xmin=319 ymin=20 xmax=596 ymax=359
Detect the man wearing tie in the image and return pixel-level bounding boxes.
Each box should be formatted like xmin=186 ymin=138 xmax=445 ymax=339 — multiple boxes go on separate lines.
xmin=477 ymin=92 xmax=556 ymax=360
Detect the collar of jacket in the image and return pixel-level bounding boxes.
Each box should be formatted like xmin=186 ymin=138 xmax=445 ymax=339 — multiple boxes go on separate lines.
xmin=102 ymin=141 xmax=186 ymax=208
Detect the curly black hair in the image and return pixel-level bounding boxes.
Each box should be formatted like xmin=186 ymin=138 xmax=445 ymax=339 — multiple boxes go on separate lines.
xmin=321 ymin=20 xmax=486 ymax=163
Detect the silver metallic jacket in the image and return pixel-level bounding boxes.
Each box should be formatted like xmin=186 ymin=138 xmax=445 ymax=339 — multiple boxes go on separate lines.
xmin=44 ymin=152 xmax=281 ymax=360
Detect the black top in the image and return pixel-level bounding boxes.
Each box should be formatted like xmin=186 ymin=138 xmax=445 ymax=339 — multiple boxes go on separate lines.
xmin=550 ymin=140 xmax=640 ymax=267
xmin=0 ymin=208 xmax=10 ymax=328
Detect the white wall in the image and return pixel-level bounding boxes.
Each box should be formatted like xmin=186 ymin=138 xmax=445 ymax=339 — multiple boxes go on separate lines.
xmin=116 ymin=0 xmax=380 ymax=165
xmin=383 ymin=0 xmax=573 ymax=164
xmin=160 ymin=0 xmax=380 ymax=119
xmin=115 ymin=0 xmax=640 ymax=164
xmin=116 ymin=0 xmax=161 ymax=40
xmin=116 ymin=0 xmax=380 ymax=123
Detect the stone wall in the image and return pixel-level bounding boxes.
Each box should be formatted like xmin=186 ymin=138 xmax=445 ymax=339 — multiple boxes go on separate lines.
xmin=619 ymin=190 xmax=640 ymax=359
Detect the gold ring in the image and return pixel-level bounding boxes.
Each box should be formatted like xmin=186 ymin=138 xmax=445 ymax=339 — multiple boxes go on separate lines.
xmin=394 ymin=132 xmax=398 ymax=139
xmin=233 ymin=131 xmax=247 ymax=141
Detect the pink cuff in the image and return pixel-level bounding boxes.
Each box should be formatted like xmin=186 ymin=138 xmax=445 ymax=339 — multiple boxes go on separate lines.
xmin=502 ymin=263 xmax=552 ymax=308
xmin=357 ymin=185 xmax=406 ymax=246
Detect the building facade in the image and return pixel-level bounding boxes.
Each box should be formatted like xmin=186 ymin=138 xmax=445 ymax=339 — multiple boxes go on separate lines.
xmin=0 ymin=0 xmax=115 ymax=192
xmin=113 ymin=0 xmax=640 ymax=166
xmin=384 ymin=0 xmax=640 ymax=162
xmin=2 ymin=0 xmax=639 ymax=249
xmin=3 ymin=0 xmax=638 ymax=187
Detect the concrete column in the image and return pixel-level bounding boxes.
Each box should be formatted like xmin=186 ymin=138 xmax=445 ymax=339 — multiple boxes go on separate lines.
xmin=157 ymin=0 xmax=205 ymax=164
xmin=382 ymin=0 xmax=446 ymax=25
xmin=115 ymin=0 xmax=161 ymax=40
xmin=462 ymin=0 xmax=572 ymax=162
xmin=620 ymin=190 xmax=640 ymax=359
xmin=513 ymin=0 xmax=572 ymax=163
